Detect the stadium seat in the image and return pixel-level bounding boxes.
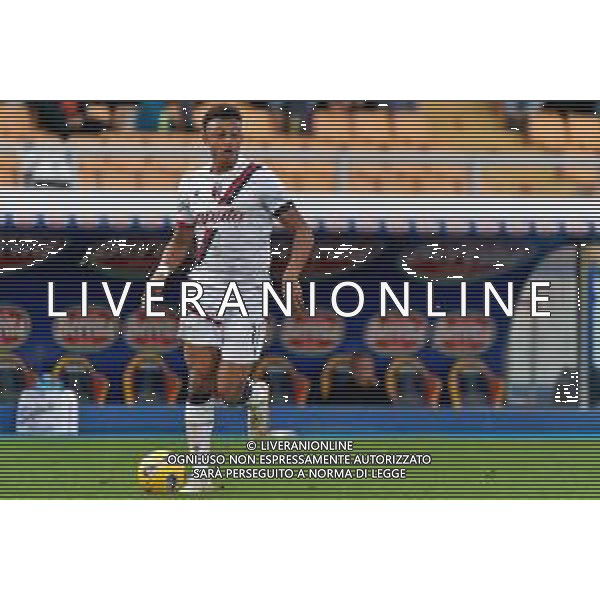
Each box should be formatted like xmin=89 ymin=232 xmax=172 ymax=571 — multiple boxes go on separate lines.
xmin=123 ymin=354 xmax=182 ymax=405
xmin=0 ymin=153 xmax=20 ymax=187
xmin=268 ymin=161 xmax=336 ymax=196
xmin=111 ymin=103 xmax=139 ymax=131
xmin=419 ymin=165 xmax=469 ymax=196
xmin=0 ymin=102 xmax=35 ymax=140
xmin=557 ymin=166 xmax=599 ymax=196
xmin=78 ymin=157 xmax=104 ymax=189
xmin=418 ymin=102 xmax=464 ymax=148
xmin=384 ymin=357 xmax=442 ymax=407
xmin=528 ymin=112 xmax=568 ymax=149
xmin=320 ymin=353 xmax=387 ymax=403
xmin=253 ymin=357 xmax=310 ymax=404
xmin=241 ymin=102 xmax=290 ymax=149
xmin=567 ymin=114 xmax=600 ymax=150
xmin=480 ymin=165 xmax=572 ymax=197
xmin=531 ymin=167 xmax=569 ymax=196
xmin=389 ymin=111 xmax=433 ymax=148
xmin=52 ymin=356 xmax=109 ymax=405
xmin=347 ymin=110 xmax=395 ymax=149
xmin=376 ymin=164 xmax=426 ymax=196
xmin=141 ymin=157 xmax=192 ymax=190
xmin=311 ymin=107 xmax=354 ymax=147
xmin=346 ymin=163 xmax=385 ymax=196
xmin=447 ymin=358 xmax=504 ymax=407
xmin=83 ymin=102 xmax=111 ymax=126
xmin=96 ymin=156 xmax=147 ymax=188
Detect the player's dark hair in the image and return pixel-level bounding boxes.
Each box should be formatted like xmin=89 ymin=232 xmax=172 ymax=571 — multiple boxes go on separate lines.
xmin=202 ymin=104 xmax=242 ymax=132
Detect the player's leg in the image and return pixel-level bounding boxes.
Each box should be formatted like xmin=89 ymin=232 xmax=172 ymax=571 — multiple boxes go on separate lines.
xmin=179 ymin=315 xmax=222 ymax=457
xmin=182 ymin=343 xmax=220 ymax=455
xmin=184 ymin=342 xmax=219 ymax=402
xmin=217 ymin=360 xmax=272 ymax=436
xmin=216 ymin=360 xmax=255 ymax=404
xmin=180 ymin=341 xmax=223 ymax=493
xmin=219 ymin=319 xmax=277 ymax=436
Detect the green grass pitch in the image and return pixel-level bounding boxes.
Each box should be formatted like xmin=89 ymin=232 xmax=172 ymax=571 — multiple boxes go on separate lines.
xmin=1 ymin=436 xmax=599 ymax=499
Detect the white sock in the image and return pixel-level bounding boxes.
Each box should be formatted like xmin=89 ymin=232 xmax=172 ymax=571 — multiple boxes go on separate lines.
xmin=185 ymin=402 xmax=215 ymax=456
xmin=247 ymin=381 xmax=270 ymax=437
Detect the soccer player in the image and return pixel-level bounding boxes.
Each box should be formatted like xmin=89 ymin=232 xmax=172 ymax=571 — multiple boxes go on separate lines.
xmin=146 ymin=104 xmax=314 ymax=492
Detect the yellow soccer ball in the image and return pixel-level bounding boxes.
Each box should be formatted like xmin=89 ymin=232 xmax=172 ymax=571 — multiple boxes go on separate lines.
xmin=137 ymin=450 xmax=186 ymax=494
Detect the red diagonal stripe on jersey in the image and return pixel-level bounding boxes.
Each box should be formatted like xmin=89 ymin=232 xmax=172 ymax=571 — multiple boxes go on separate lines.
xmin=194 ymin=162 xmax=261 ymax=263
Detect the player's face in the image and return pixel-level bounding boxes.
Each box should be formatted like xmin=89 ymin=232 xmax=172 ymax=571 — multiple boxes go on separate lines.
xmin=204 ymin=119 xmax=243 ymax=167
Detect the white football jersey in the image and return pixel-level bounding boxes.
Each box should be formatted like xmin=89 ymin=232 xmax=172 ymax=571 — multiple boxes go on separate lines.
xmin=174 ymin=156 xmax=292 ymax=317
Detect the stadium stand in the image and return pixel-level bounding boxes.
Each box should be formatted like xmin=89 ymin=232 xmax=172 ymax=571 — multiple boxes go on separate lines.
xmin=0 ymin=100 xmax=597 ymax=197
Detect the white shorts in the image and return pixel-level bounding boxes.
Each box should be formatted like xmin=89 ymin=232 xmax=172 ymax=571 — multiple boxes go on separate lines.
xmin=178 ymin=314 xmax=268 ymax=363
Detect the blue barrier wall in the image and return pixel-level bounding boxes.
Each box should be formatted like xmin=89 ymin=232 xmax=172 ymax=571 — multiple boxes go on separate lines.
xmin=0 ymin=406 xmax=596 ymax=436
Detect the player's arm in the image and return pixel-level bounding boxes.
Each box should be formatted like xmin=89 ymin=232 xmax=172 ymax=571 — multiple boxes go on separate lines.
xmin=141 ymin=225 xmax=194 ymax=310
xmin=278 ymin=205 xmax=314 ymax=282
xmin=277 ymin=205 xmax=314 ymax=313
xmin=148 ymin=224 xmax=194 ymax=284
xmin=148 ymin=180 xmax=197 ymax=285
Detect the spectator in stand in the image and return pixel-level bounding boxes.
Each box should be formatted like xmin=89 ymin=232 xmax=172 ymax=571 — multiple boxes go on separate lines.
xmin=503 ymin=101 xmax=545 ymax=133
xmin=136 ymin=101 xmax=194 ymax=132
xmin=28 ymin=101 xmax=108 ymax=134
xmin=28 ymin=101 xmax=80 ymax=136
xmin=22 ymin=102 xmax=80 ymax=188
xmin=105 ymin=101 xmax=137 ymax=129
xmin=268 ymin=101 xmax=318 ymax=134
xmin=180 ymin=102 xmax=194 ymax=131
xmin=136 ymin=101 xmax=167 ymax=131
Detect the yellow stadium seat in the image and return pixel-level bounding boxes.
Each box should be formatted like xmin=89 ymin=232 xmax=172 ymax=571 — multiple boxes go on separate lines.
xmin=480 ymin=166 xmax=566 ymax=197
xmin=480 ymin=166 xmax=526 ymax=196
xmin=348 ymin=164 xmax=425 ymax=197
xmin=419 ymin=165 xmax=469 ymax=196
xmin=78 ymin=157 xmax=103 ymax=189
xmin=96 ymin=156 xmax=147 ymax=189
xmin=558 ymin=166 xmax=599 ymax=196
xmin=111 ymin=103 xmax=139 ymax=132
xmin=0 ymin=102 xmax=35 ymax=139
xmin=0 ymin=153 xmax=19 ymax=187
xmin=266 ymin=161 xmax=335 ymax=196
xmin=528 ymin=113 xmax=568 ymax=149
xmin=141 ymin=158 xmax=190 ymax=190
xmin=347 ymin=110 xmax=395 ymax=149
xmin=311 ymin=107 xmax=353 ymax=147
xmin=345 ymin=164 xmax=383 ymax=196
xmin=389 ymin=112 xmax=432 ymax=147
xmin=567 ymin=114 xmax=600 ymax=150
xmin=84 ymin=102 xmax=111 ymax=124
